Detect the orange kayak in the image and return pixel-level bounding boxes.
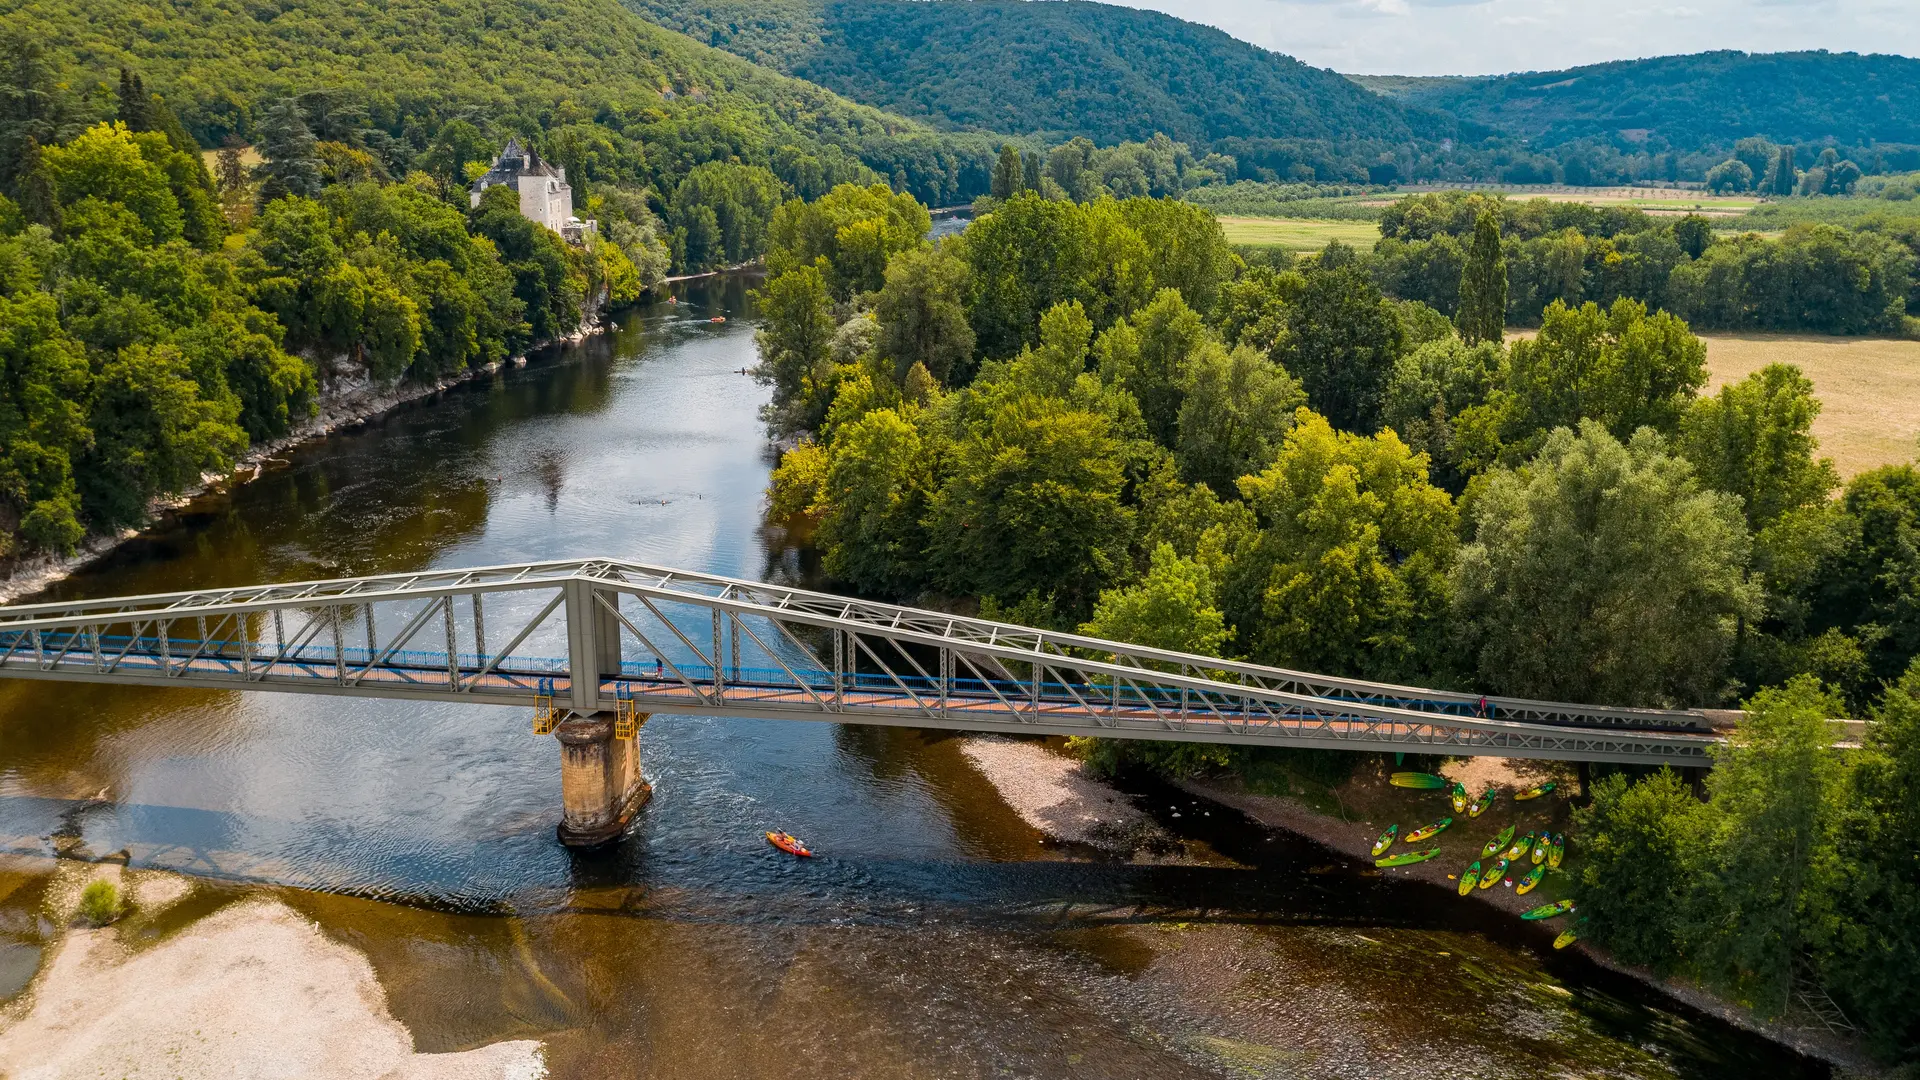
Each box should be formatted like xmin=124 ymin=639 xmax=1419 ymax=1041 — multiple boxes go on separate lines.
xmin=767 ymin=831 xmax=813 ymax=857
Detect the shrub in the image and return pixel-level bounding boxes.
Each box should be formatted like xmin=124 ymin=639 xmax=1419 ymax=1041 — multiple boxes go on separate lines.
xmin=78 ymin=879 xmax=123 ymax=926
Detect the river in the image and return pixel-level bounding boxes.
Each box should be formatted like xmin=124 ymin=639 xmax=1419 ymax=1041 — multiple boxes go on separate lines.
xmin=0 ymin=274 xmax=1828 ymax=1079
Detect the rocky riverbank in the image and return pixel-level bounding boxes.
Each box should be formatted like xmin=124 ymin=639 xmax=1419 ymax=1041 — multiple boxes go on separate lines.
xmin=956 ymin=736 xmax=1182 ymax=857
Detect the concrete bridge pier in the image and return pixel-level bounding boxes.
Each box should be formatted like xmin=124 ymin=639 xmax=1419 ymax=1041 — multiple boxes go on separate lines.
xmin=555 ymin=710 xmax=651 ymax=847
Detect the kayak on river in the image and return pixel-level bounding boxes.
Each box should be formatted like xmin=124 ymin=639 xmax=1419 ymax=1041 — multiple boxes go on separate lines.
xmin=1548 ymin=833 xmax=1566 ymax=868
xmin=1504 ymin=831 xmax=1536 ymax=862
xmin=1406 ymin=817 xmax=1453 ymax=843
xmin=1468 ymin=788 xmax=1495 ymax=818
xmin=1530 ymin=834 xmax=1551 ymax=865
xmin=767 ymin=831 xmax=814 ymax=857
xmin=1481 ymin=825 xmax=1515 ymax=860
xmin=1522 ymin=899 xmax=1576 ymax=920
xmin=1458 ymin=861 xmax=1482 ymax=895
xmin=1516 ymin=864 xmax=1546 ymax=895
xmin=1479 ymin=857 xmax=1509 ymax=890
xmin=1390 ymin=772 xmax=1448 ymax=790
xmin=1450 ymin=781 xmax=1469 ymax=814
xmin=1516 ymin=781 xmax=1557 ymax=801
xmin=1371 ymin=824 xmax=1398 ymax=856
xmin=1375 ymin=848 xmax=1440 ymax=868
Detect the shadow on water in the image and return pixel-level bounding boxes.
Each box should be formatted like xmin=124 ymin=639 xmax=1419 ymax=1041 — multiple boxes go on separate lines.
xmin=0 ymin=272 xmax=1832 ymax=1078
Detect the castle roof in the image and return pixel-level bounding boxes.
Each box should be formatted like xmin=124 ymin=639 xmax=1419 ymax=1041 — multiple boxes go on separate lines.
xmin=470 ymin=137 xmax=565 ymax=193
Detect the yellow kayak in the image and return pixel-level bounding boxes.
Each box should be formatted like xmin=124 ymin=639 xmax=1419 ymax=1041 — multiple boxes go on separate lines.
xmin=1503 ymin=831 xmax=1536 ymax=862
xmin=1480 ymin=825 xmax=1515 ymax=860
xmin=1449 ymin=781 xmax=1468 ymax=814
xmin=1547 ymin=833 xmax=1566 ymax=869
xmin=1405 ymin=817 xmax=1453 ymax=843
xmin=1458 ymin=861 xmax=1482 ymax=896
xmin=1467 ymin=788 xmax=1495 ymax=818
xmin=1530 ymin=834 xmax=1551 ymax=865
xmin=1515 ymin=781 xmax=1557 ymax=801
xmin=1553 ymin=929 xmax=1579 ymax=949
xmin=1371 ymin=825 xmax=1398 ymax=857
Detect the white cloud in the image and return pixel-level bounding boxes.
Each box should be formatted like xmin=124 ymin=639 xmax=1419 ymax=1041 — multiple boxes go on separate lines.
xmin=1101 ymin=0 xmax=1920 ymax=75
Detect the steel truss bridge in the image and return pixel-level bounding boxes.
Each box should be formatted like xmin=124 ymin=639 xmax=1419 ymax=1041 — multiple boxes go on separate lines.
xmin=0 ymin=559 xmax=1720 ymax=766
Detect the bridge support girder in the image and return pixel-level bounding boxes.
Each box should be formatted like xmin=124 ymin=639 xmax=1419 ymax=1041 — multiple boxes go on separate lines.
xmin=555 ymin=709 xmax=650 ymax=847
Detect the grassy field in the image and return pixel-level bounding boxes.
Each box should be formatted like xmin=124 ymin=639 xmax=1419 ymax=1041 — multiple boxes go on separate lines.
xmin=1386 ymin=184 xmax=1761 ymax=217
xmin=1703 ymin=334 xmax=1920 ymax=478
xmin=1218 ymin=216 xmax=1381 ymax=250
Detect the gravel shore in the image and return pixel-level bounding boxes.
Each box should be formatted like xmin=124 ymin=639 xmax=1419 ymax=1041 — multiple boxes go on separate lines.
xmin=958 ymin=737 xmax=1176 ymax=855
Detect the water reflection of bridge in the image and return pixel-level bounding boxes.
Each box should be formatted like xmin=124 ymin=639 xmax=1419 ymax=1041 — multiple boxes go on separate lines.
xmin=0 ymin=560 xmax=1719 ymax=844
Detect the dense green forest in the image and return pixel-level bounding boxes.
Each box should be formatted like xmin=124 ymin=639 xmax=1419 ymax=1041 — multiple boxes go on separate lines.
xmin=752 ymin=183 xmax=1920 ymax=1056
xmin=632 ymin=0 xmax=1458 ymax=148
xmin=0 ymin=0 xmax=1002 ymax=208
xmin=1357 ymin=50 xmax=1920 ymax=150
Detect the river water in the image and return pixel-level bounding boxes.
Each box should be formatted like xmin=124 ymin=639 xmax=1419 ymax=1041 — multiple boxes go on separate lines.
xmin=0 ymin=275 xmax=1827 ymax=1079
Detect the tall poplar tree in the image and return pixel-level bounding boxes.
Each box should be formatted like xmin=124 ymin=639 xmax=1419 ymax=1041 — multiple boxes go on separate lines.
xmin=115 ymin=69 xmax=154 ymax=131
xmin=1454 ymin=210 xmax=1507 ymax=345
xmin=990 ymin=144 xmax=1021 ymax=200
xmin=1768 ymin=146 xmax=1797 ymax=196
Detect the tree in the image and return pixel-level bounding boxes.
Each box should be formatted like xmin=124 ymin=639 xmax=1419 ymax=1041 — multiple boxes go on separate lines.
xmin=874 ymin=243 xmax=974 ymax=385
xmin=0 ymin=290 xmax=90 ymax=553
xmin=1678 ymin=364 xmax=1836 ymax=532
xmin=959 ymin=192 xmax=1093 ymax=360
xmin=115 ymin=69 xmax=155 ymax=132
xmin=751 ymin=266 xmax=836 ymax=436
xmin=40 ymin=122 xmax=186 ymax=242
xmin=1226 ymin=411 xmax=1457 ymax=680
xmin=1174 ymin=342 xmax=1304 ymax=495
xmin=1672 ymin=213 xmax=1714 ymax=260
xmin=1381 ymin=337 xmax=1503 ymax=492
xmin=1094 ymin=288 xmax=1210 ymax=446
xmin=1116 ymin=197 xmax=1234 ymax=314
xmin=765 ymin=182 xmax=930 ymax=300
xmin=1276 ymin=255 xmax=1405 ymax=434
xmin=1768 ymin=145 xmax=1797 ymax=196
xmin=990 ymin=144 xmax=1022 ymax=200
xmin=1705 ymin=159 xmax=1753 ymax=193
xmin=1454 ymin=210 xmax=1507 ymax=346
xmin=1573 ymin=769 xmax=1714 ymax=972
xmin=1820 ymin=659 xmax=1920 ymax=1056
xmin=1688 ymin=677 xmax=1846 ymax=1012
xmin=255 ymin=98 xmax=321 ymax=203
xmin=77 ymin=343 xmax=247 ymax=528
xmin=1454 ymin=422 xmax=1759 ymax=706
xmin=1503 ymin=298 xmax=1707 ymax=448
xmin=817 ymin=407 xmax=934 ymax=596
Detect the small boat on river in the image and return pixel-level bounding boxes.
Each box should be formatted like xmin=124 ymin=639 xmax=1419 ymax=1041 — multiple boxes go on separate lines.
xmin=767 ymin=831 xmax=814 ymax=857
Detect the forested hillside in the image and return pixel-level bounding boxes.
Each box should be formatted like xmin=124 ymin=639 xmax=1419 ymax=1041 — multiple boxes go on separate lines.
xmin=1355 ymin=50 xmax=1920 ymax=153
xmin=631 ymin=0 xmax=1459 ymax=159
xmin=0 ymin=0 xmax=1000 ymax=206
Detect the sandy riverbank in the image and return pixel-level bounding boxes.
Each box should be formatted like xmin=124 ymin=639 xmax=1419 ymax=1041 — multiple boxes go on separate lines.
xmin=0 ymin=863 xmax=545 ymax=1079
xmin=0 ymin=322 xmax=612 ymax=606
xmin=957 ymin=736 xmax=1181 ymax=856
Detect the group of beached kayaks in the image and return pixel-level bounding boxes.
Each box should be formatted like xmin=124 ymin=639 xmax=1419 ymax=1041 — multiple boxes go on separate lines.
xmin=1373 ymin=775 xmax=1580 ymax=948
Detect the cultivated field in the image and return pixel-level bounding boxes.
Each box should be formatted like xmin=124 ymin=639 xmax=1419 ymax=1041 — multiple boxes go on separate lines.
xmin=1218 ymin=216 xmax=1381 ymax=250
xmin=1702 ymin=334 xmax=1920 ymax=478
xmin=1388 ymin=184 xmax=1762 ymax=217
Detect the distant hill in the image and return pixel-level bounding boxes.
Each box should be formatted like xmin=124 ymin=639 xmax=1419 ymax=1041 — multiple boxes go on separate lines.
xmin=1351 ymin=51 xmax=1920 ymax=150
xmin=630 ymin=0 xmax=1459 ymax=147
xmin=0 ymin=0 xmax=992 ymax=198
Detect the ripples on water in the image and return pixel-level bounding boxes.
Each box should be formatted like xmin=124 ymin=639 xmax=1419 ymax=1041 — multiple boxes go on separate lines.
xmin=0 ymin=275 xmax=1829 ymax=1078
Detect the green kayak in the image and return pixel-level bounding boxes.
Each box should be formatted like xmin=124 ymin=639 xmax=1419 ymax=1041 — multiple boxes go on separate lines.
xmin=1479 ymin=856 xmax=1509 ymax=890
xmin=1467 ymin=788 xmax=1495 ymax=818
xmin=1480 ymin=825 xmax=1515 ymax=860
xmin=1515 ymin=781 xmax=1558 ymax=802
xmin=1522 ymin=899 xmax=1576 ymax=920
xmin=1375 ymin=848 xmax=1440 ymax=868
xmin=1449 ymin=781 xmax=1469 ymax=814
xmin=1390 ymin=772 xmax=1449 ymax=790
xmin=1406 ymin=817 xmax=1453 ymax=843
xmin=1547 ymin=833 xmax=1566 ymax=869
xmin=1457 ymin=861 xmax=1482 ymax=896
xmin=1530 ymin=834 xmax=1551 ymax=865
xmin=1515 ymin=864 xmax=1546 ymax=895
xmin=1504 ymin=831 xmax=1536 ymax=862
xmin=1371 ymin=824 xmax=1398 ymax=857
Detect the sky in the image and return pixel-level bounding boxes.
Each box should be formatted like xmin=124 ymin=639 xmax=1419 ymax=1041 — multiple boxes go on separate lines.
xmin=1108 ymin=0 xmax=1920 ymax=76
